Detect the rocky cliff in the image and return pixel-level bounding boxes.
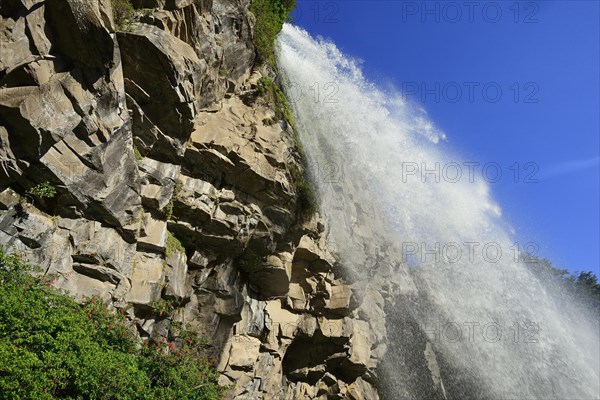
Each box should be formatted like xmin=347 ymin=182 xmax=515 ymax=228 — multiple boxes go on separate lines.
xmin=0 ymin=1 xmax=384 ymax=398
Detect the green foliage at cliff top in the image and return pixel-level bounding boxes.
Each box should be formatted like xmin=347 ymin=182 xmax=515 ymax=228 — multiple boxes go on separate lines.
xmin=250 ymin=0 xmax=296 ymax=65
xmin=524 ymin=254 xmax=600 ymax=311
xmin=112 ymin=0 xmax=135 ymax=31
xmin=0 ymin=248 xmax=223 ymax=400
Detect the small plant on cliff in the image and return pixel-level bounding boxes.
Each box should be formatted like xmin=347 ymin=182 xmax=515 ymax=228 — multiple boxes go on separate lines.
xmin=163 ymin=179 xmax=182 ymax=221
xmin=237 ymin=248 xmax=265 ymax=275
xmin=112 ymin=0 xmax=135 ymax=31
xmin=257 ymin=76 xmax=295 ymax=126
xmin=133 ymin=145 xmax=143 ymax=161
xmin=256 ymin=77 xmax=316 ymax=217
xmin=151 ymin=298 xmax=176 ymax=317
xmin=288 ymin=163 xmax=317 ymax=217
xmin=250 ymin=0 xmax=297 ymax=65
xmin=0 ymin=247 xmax=223 ymax=399
xmin=26 ymin=182 xmax=56 ymax=200
xmin=166 ymin=231 xmax=185 ymax=257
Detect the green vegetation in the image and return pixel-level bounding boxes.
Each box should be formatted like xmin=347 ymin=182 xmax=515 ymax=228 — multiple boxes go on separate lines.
xmin=112 ymin=0 xmax=135 ymax=31
xmin=524 ymin=254 xmax=600 ymax=311
xmin=164 ymin=200 xmax=174 ymax=221
xmin=255 ymin=77 xmax=316 ymax=217
xmin=26 ymin=182 xmax=56 ymax=200
xmin=166 ymin=231 xmax=185 ymax=257
xmin=150 ymin=299 xmax=176 ymax=317
xmin=237 ymin=249 xmax=265 ymax=275
xmin=250 ymin=0 xmax=296 ymax=65
xmin=0 ymin=248 xmax=222 ymax=399
xmin=257 ymin=76 xmax=294 ymax=126
xmin=133 ymin=145 xmax=143 ymax=161
xmin=288 ymin=163 xmax=316 ymax=217
xmin=163 ymin=180 xmax=182 ymax=221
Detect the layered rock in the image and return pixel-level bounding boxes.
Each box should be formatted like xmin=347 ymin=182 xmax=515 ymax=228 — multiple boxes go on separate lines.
xmin=0 ymin=1 xmax=383 ymax=399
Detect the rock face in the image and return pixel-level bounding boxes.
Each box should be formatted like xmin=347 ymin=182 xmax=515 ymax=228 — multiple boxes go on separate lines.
xmin=0 ymin=1 xmax=444 ymax=399
xmin=0 ymin=1 xmax=378 ymax=399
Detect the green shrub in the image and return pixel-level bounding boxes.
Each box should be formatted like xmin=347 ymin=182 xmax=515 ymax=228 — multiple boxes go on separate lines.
xmin=288 ymin=163 xmax=317 ymax=217
xmin=26 ymin=182 xmax=56 ymax=200
xmin=0 ymin=248 xmax=222 ymax=400
xmin=150 ymin=299 xmax=176 ymax=317
xmin=250 ymin=0 xmax=296 ymax=65
xmin=112 ymin=0 xmax=135 ymax=31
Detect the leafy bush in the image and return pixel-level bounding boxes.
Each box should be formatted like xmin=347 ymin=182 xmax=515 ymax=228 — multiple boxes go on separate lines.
xmin=26 ymin=182 xmax=56 ymax=200
xmin=0 ymin=248 xmax=222 ymax=400
xmin=112 ymin=0 xmax=135 ymax=31
xmin=250 ymin=0 xmax=296 ymax=65
xmin=151 ymin=299 xmax=176 ymax=317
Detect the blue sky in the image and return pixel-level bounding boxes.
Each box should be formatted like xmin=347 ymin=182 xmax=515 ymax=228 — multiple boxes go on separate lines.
xmin=290 ymin=1 xmax=600 ymax=274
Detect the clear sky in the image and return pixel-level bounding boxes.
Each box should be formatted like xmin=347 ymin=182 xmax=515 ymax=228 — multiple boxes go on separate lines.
xmin=290 ymin=0 xmax=600 ymax=274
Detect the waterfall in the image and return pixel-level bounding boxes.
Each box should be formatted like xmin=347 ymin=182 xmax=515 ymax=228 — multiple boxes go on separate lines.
xmin=276 ymin=24 xmax=599 ymax=399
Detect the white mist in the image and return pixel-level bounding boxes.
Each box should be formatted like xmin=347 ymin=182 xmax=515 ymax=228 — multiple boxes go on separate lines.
xmin=276 ymin=24 xmax=599 ymax=399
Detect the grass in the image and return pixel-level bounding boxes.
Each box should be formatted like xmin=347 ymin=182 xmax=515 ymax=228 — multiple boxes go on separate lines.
xmin=133 ymin=146 xmax=143 ymax=161
xmin=250 ymin=0 xmax=296 ymax=66
xmin=166 ymin=231 xmax=185 ymax=258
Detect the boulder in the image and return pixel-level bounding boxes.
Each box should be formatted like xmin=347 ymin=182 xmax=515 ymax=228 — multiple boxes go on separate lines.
xmin=287 ymin=283 xmax=307 ymax=311
xmin=0 ymin=0 xmax=44 ymax=18
xmin=248 ymin=253 xmax=292 ymax=298
xmin=294 ymin=235 xmax=334 ymax=272
xmin=344 ymin=378 xmax=379 ymax=400
xmin=183 ymin=96 xmax=294 ymax=207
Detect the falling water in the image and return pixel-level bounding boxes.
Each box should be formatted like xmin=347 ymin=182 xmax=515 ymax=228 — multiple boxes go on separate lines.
xmin=276 ymin=24 xmax=599 ymax=399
